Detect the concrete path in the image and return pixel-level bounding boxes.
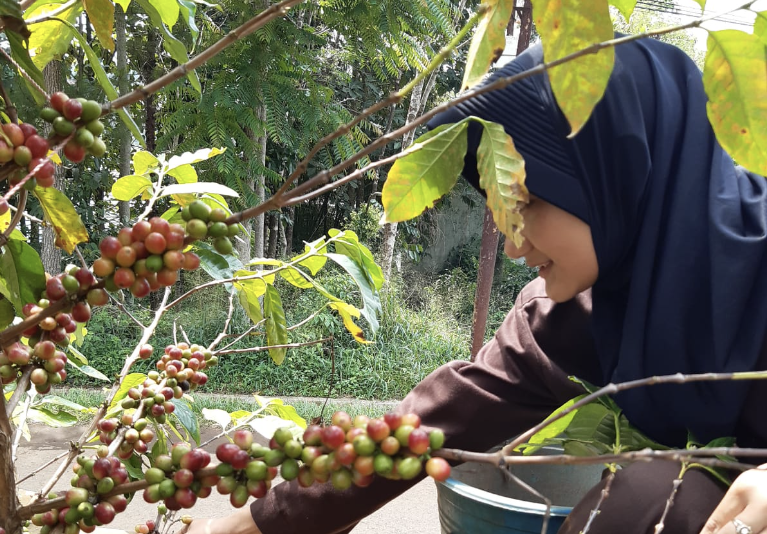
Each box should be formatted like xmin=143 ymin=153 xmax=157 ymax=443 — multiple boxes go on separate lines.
xmin=16 ymin=425 xmax=442 ymax=534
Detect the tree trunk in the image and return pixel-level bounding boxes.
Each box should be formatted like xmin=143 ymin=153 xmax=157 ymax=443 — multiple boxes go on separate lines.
xmin=143 ymin=29 xmax=158 ymax=153
xmin=278 ymin=214 xmax=287 ymax=257
xmin=41 ymin=61 xmax=63 ymax=275
xmin=116 ymin=6 xmax=131 ymax=224
xmin=284 ymin=206 xmax=294 ymax=254
xmin=252 ymin=105 xmax=267 ymax=258
xmin=266 ymin=212 xmax=278 ymax=258
xmin=380 ymin=78 xmax=425 ymax=279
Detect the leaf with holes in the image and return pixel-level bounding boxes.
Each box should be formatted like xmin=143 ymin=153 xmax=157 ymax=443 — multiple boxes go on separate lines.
xmin=83 ymin=0 xmax=114 ymax=50
xmin=534 ymin=0 xmax=614 ymax=136
xmin=462 ymin=0 xmax=514 ymax=90
xmin=382 ymin=121 xmax=468 ymax=224
xmin=475 ymin=119 xmax=528 ymax=247
xmin=34 ymin=186 xmax=88 ymax=253
xmin=704 ymin=30 xmax=767 ymax=176
xmin=263 ymin=284 xmax=288 ymax=365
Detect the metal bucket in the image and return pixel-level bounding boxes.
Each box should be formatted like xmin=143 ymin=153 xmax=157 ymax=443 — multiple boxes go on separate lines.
xmin=436 ymin=449 xmax=605 ymax=534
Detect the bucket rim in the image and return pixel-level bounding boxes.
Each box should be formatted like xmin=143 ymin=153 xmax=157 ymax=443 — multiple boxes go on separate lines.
xmin=438 ymin=477 xmax=573 ymax=518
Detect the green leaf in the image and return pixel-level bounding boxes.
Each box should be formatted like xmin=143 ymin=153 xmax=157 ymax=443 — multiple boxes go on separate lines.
xmin=756 ymin=12 xmax=767 ymax=47
xmin=177 ymin=0 xmax=199 ymax=40
xmin=166 ymin=148 xmax=226 ymax=171
xmin=518 ymin=394 xmax=587 ymax=455
xmin=135 ymin=0 xmax=201 ymax=92
xmin=37 ymin=395 xmax=87 ymax=412
xmin=27 ymin=407 xmax=77 ymax=427
xmin=134 ymin=151 xmax=160 ymax=175
xmin=83 ymin=0 xmax=114 ymax=50
xmin=0 ymin=240 xmax=45 ymax=314
xmin=151 ymin=424 xmax=168 ymax=457
xmin=160 ymin=182 xmax=238 ymax=198
xmin=171 ymin=398 xmax=200 ymax=445
xmin=148 ymin=0 xmax=179 ymax=29
xmin=462 ymin=0 xmax=514 ymax=90
xmin=609 ymin=0 xmax=636 ymax=22
xmin=475 ymin=119 xmax=527 ymax=247
xmin=33 ymin=186 xmax=88 ymax=253
xmin=329 ymin=301 xmax=369 ymax=343
xmin=112 ymin=175 xmax=153 ymax=201
xmin=27 ymin=4 xmax=80 ymax=70
xmin=66 ymin=346 xmax=110 ymax=382
xmin=7 ymin=33 xmax=44 ymax=104
xmin=235 ymin=275 xmax=267 ymax=325
xmin=534 ymin=0 xmax=615 ymax=136
xmin=257 ymin=398 xmax=307 ymax=429
xmin=196 ymin=242 xmax=244 ymax=287
xmin=329 ymin=230 xmax=384 ymax=291
xmin=0 ymin=0 xmax=30 ymax=38
xmin=296 ymin=238 xmax=328 ymax=275
xmin=382 ymin=121 xmax=468 ymax=223
xmin=0 ymin=297 xmax=14 ymax=330
xmin=279 ymin=267 xmax=314 ymax=289
xmin=263 ymin=284 xmax=288 ymax=365
xmin=167 ymin=164 xmax=197 ymax=184
xmin=564 ymin=403 xmax=616 ymax=448
xmin=703 ymin=30 xmax=767 ymax=176
xmin=121 ymin=454 xmax=145 ymax=480
xmin=690 ymin=0 xmax=705 ymax=10
xmin=107 ymin=373 xmax=146 ymax=417
xmin=325 ymin=253 xmax=381 ymax=333
xmin=58 ymin=18 xmax=146 ymax=147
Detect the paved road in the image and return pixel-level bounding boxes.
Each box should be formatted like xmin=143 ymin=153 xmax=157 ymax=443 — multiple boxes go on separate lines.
xmin=16 ymin=425 xmax=442 ymax=534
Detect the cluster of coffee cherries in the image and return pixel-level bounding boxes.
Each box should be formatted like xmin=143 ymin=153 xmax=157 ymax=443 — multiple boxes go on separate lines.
xmin=0 ymin=266 xmax=106 ymax=392
xmin=133 ymin=518 xmax=157 ymax=534
xmin=181 ymin=200 xmax=239 ymax=255
xmin=40 ymin=92 xmax=107 ymax=162
xmin=30 ymin=448 xmax=129 ymax=534
xmin=93 ymin=217 xmax=201 ymax=298
xmin=96 ymin=415 xmax=157 ymax=460
xmin=142 ymin=444 xmax=218 ymax=510
xmin=0 ymin=121 xmax=56 ymax=194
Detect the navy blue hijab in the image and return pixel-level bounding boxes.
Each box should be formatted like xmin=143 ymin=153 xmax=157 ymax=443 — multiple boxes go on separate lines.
xmin=429 ymin=39 xmax=767 ymax=446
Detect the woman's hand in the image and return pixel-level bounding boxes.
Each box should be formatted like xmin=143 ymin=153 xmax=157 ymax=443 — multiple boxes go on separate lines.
xmin=177 ymin=507 xmax=262 ymax=534
xmin=700 ymin=463 xmax=767 ymax=534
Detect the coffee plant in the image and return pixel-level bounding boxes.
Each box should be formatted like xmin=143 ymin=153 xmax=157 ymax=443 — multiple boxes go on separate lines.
xmin=0 ymin=0 xmax=765 ymax=533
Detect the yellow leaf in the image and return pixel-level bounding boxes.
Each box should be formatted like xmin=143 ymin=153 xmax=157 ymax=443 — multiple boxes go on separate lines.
xmin=47 ymin=151 xmax=62 ymax=165
xmin=534 ymin=0 xmax=615 ymax=136
xmin=462 ymin=0 xmax=515 ymax=91
xmin=83 ymin=0 xmax=115 ymax=51
xmin=703 ymin=30 xmax=767 ymax=175
xmin=33 ymin=187 xmax=88 ymax=253
xmin=329 ymin=302 xmax=370 ymax=344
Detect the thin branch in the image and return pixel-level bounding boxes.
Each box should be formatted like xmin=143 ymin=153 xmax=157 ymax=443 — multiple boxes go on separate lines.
xmin=216 ymin=324 xmax=261 ymax=353
xmin=653 ymin=477 xmax=683 ymax=534
xmin=15 ymin=450 xmax=72 ymax=486
xmin=108 ymin=0 xmax=306 ymax=111
xmin=207 ymin=290 xmax=236 ymax=351
xmin=502 ymin=370 xmax=767 ymax=456
xmin=288 ymin=306 xmax=326 ymax=331
xmin=500 ymin=466 xmax=552 ymax=534
xmin=5 ymin=365 xmax=32 ymax=417
xmin=580 ymin=470 xmax=615 ymax=534
xmin=178 ymin=324 xmax=191 ymax=346
xmin=0 ymin=189 xmax=28 ymax=248
xmin=0 ymin=47 xmax=49 ymax=100
xmin=108 ymin=293 xmax=146 ymax=329
xmin=7 ymin=204 xmax=43 ymax=225
xmin=214 ymin=337 xmax=330 ymax=356
xmin=74 ymin=246 xmax=89 ymax=269
xmin=11 ymin=388 xmax=34 ymax=462
xmin=0 ymin=74 xmax=18 ymax=123
xmin=198 ymin=411 xmax=265 ymax=449
xmin=271 ymin=7 xmax=485 ymax=201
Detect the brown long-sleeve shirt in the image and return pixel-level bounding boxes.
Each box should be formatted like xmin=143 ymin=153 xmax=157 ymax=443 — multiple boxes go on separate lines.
xmin=250 ymin=278 xmax=767 ymax=534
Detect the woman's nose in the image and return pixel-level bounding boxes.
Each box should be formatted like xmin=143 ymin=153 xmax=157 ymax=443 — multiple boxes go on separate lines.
xmin=504 ymin=236 xmax=531 ymax=259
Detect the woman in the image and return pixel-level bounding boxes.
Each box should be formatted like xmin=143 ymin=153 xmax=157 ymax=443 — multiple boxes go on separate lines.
xmin=186 ymin=37 xmax=767 ymax=534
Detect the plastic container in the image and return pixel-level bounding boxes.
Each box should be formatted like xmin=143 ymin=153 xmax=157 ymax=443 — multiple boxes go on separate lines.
xmin=436 ymin=449 xmax=605 ymax=533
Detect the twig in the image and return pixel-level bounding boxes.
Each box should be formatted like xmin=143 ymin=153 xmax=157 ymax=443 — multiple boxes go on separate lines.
xmin=178 ymin=325 xmax=191 ymax=346
xmin=503 ymin=370 xmax=767 ymax=456
xmin=11 ymin=387 xmax=34 ymax=462
xmin=0 ymin=47 xmax=49 ymax=101
xmin=207 ymin=290 xmax=236 ymax=351
xmin=7 ymin=204 xmax=43 ymax=225
xmin=5 ymin=365 xmax=32 ymax=417
xmin=0 ymin=74 xmax=18 ymax=123
xmin=288 ymin=307 xmax=325 ymax=331
xmin=580 ymin=469 xmax=615 ymax=534
xmin=272 ymin=7 xmax=484 ymax=200
xmin=500 ymin=465 xmax=552 ymax=534
xmin=214 ymin=337 xmax=331 ymax=356
xmin=198 ymin=412 xmax=265 ymax=449
xmin=108 ymin=293 xmax=146 ymax=330
xmin=216 ymin=324 xmax=262 ymax=353
xmin=15 ymin=450 xmax=71 ymax=485
xmin=108 ymin=0 xmax=305 ymax=111
xmin=173 ymin=319 xmax=178 ymax=345
xmin=653 ymin=477 xmax=683 ymax=534
xmin=74 ymin=246 xmax=89 ymax=269
xmin=0 ymin=189 xmax=27 ymax=248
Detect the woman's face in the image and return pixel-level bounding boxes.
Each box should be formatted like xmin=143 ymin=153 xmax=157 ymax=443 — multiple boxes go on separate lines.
xmin=504 ymin=196 xmax=598 ymax=302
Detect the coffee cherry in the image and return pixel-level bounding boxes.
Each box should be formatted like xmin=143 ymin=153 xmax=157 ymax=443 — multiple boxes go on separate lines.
xmin=130 ymin=278 xmax=151 ymax=298
xmin=29 ymin=158 xmax=55 ymax=181
xmin=213 ymin=237 xmax=233 ymax=255
xmin=80 ymin=100 xmax=102 ymax=122
xmin=50 ymin=92 xmax=69 ymax=112
xmin=13 ymin=145 xmax=32 ymax=166
xmin=99 ymin=237 xmax=121 ymax=259
xmin=25 ymin=135 xmax=49 ymax=158
xmin=366 ymin=419 xmax=391 ymax=443
xmin=208 ymin=222 xmax=228 ymax=238
xmin=182 ymin=252 xmax=200 ymax=271
xmin=53 ymin=116 xmax=76 ymax=136
xmin=88 ymin=137 xmax=106 ymax=157
xmin=189 ymin=200 xmax=211 ymax=220
xmin=74 ymin=128 xmax=94 ymax=148
xmin=0 ymin=141 xmax=12 ymax=163
xmin=85 ymin=120 xmax=104 ymax=136
xmin=185 ymin=219 xmax=207 ymax=239
xmin=2 ymin=123 xmax=24 ymax=147
xmin=116 ymin=246 xmax=137 ymax=267
xmin=139 ymin=344 xmax=153 ymax=360
xmin=408 ymin=428 xmax=430 ymax=455
xmin=40 ymin=107 xmax=61 ymax=122
xmin=71 ymin=302 xmax=91 ymax=323
xmin=63 ymin=99 xmax=83 ymax=121
xmin=63 ymin=141 xmax=86 ymax=163
xmin=145 ymin=233 xmax=166 ymax=255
